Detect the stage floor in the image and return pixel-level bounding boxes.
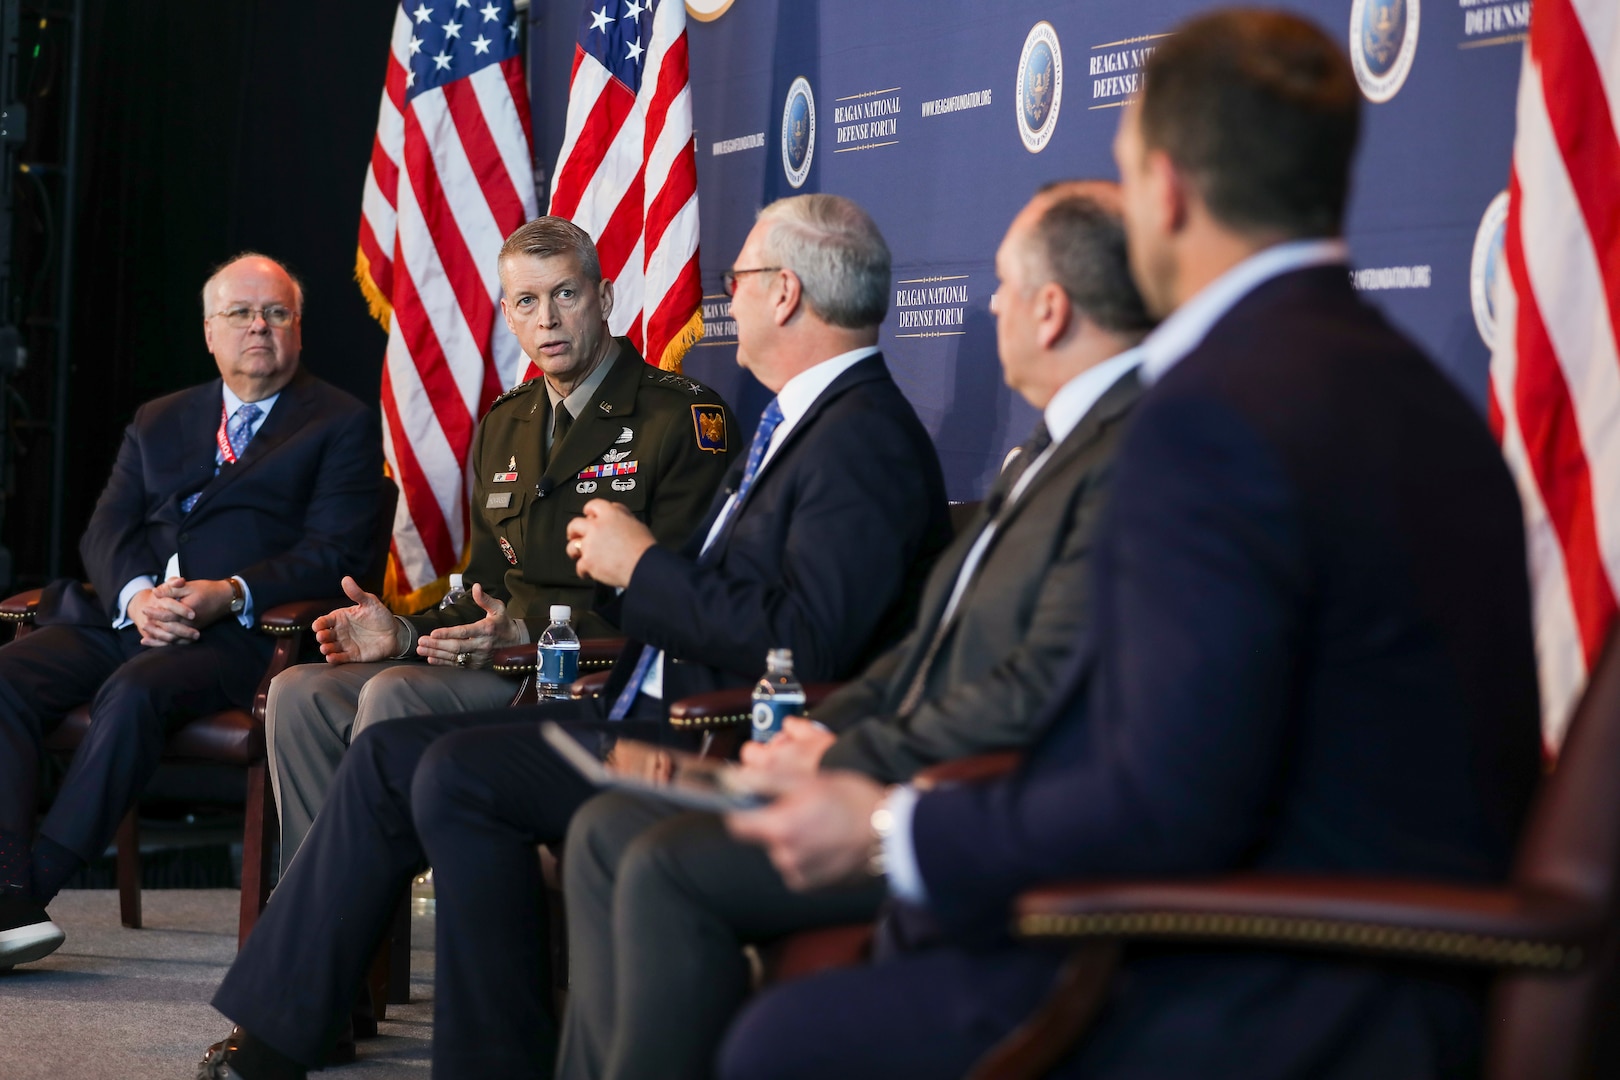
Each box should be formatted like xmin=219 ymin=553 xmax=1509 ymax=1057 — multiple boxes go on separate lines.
xmin=0 ymin=889 xmax=434 ymax=1079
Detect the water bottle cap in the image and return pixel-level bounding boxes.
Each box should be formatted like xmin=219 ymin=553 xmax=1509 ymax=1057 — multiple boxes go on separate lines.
xmin=550 ymin=605 xmax=572 ymax=621
xmin=448 ymin=573 xmax=464 ymax=590
xmin=766 ymin=647 xmax=793 ymax=668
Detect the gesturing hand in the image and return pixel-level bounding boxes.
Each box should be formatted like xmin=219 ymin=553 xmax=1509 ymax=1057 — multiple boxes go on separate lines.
xmin=313 ymin=576 xmax=405 ymax=664
xmin=417 ymin=583 xmax=523 ymax=669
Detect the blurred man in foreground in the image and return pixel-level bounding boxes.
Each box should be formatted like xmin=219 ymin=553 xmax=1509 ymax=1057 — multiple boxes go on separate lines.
xmin=725 ymin=10 xmax=1543 ymax=1079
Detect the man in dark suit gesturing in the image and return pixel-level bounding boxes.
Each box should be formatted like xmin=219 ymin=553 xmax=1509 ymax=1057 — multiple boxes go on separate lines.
xmin=0 ymin=254 xmax=381 ymax=967
xmin=556 ymin=180 xmax=1152 ymax=1080
xmin=726 ymin=11 xmax=1544 ymax=1080
xmin=200 ymin=193 xmax=950 ymax=1079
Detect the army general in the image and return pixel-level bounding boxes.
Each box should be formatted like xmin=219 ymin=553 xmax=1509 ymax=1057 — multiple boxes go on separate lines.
xmin=266 ymin=216 xmax=734 ymax=864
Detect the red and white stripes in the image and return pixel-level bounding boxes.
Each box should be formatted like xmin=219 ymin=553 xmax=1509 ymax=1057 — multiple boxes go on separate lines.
xmin=358 ymin=2 xmax=539 ymax=610
xmin=549 ymin=0 xmax=703 ymax=372
xmin=1489 ymin=0 xmax=1620 ymax=745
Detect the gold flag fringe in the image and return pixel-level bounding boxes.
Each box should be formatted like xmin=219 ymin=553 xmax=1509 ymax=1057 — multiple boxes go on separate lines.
xmin=657 ymin=308 xmax=705 ymax=372
xmin=354 ymin=247 xmax=395 ymax=332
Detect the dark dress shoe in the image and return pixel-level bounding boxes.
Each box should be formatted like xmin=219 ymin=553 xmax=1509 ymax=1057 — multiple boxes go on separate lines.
xmin=0 ymin=888 xmax=65 ymax=970
xmin=196 ymin=1027 xmax=308 ymax=1080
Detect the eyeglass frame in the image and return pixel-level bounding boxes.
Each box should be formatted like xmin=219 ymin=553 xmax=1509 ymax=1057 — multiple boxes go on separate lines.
xmin=721 ymin=266 xmax=784 ymax=296
xmin=208 ymin=305 xmax=301 ymax=329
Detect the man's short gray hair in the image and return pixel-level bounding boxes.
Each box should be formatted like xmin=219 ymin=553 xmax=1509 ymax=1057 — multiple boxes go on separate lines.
xmin=756 ymin=194 xmax=890 ymax=329
xmin=499 ymin=216 xmax=602 ymax=283
xmin=200 ymin=253 xmax=305 ymax=316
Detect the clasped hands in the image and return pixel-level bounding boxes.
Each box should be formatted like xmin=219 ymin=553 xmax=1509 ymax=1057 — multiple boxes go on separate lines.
xmin=313 ymin=575 xmax=523 ymax=669
xmin=128 ymin=576 xmax=236 ymax=647
xmin=565 ymin=499 xmax=657 ymax=588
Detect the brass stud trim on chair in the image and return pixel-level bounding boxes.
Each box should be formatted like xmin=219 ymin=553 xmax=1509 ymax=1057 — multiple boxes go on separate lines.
xmin=668 ymin=712 xmax=750 ymax=730
xmin=1015 ymin=912 xmax=1583 ymax=971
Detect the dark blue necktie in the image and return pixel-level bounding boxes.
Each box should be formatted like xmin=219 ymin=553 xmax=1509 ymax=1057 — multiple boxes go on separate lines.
xmin=182 ymin=402 xmax=262 ymax=513
xmin=608 ymin=397 xmax=785 ymax=721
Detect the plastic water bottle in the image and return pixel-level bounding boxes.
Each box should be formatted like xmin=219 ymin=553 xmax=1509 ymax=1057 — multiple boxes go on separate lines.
xmin=438 ymin=573 xmax=468 ymax=611
xmin=537 ymin=605 xmax=581 ymax=700
xmin=751 ymin=648 xmax=806 ymax=743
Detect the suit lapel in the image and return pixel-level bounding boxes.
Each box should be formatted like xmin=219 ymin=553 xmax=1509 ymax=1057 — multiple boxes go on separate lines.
xmin=883 ymin=367 xmax=1142 ymax=709
xmin=705 ymin=353 xmax=888 ymax=557
xmin=166 ymin=381 xmax=227 ymax=521
xmin=188 ymin=369 xmax=316 ymax=513
xmin=993 ymin=367 xmax=1141 ymax=535
xmin=540 ymin=343 xmax=644 ymax=492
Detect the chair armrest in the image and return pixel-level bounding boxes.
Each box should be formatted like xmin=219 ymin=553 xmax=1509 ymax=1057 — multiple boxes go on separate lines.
xmin=258 ymin=599 xmax=345 ymax=636
xmin=570 ymin=670 xmax=612 ymax=698
xmin=1013 ymin=875 xmax=1595 ymax=972
xmin=491 ymin=636 xmax=626 ymax=677
xmin=914 ymin=751 xmax=1023 ymax=791
xmin=0 ymin=587 xmax=43 ymax=625
xmin=667 ymin=683 xmax=845 ymax=731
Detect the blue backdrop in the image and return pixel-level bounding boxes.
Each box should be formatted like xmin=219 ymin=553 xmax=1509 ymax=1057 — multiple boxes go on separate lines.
xmin=531 ymin=0 xmax=1527 ymax=499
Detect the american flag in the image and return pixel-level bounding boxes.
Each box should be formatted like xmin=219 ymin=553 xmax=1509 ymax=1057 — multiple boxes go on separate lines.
xmin=548 ymin=0 xmax=703 ymax=372
xmin=1488 ymin=0 xmax=1620 ymax=746
xmin=356 ymin=0 xmax=540 ymax=610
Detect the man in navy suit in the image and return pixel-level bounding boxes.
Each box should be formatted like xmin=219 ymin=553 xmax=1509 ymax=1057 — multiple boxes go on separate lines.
xmin=726 ymin=11 xmax=1544 ymax=1080
xmin=0 ymin=254 xmax=381 ymax=968
xmin=199 ymin=194 xmax=950 ymax=1080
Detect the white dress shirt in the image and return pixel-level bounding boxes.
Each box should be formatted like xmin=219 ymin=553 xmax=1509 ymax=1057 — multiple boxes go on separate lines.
xmin=883 ymin=240 xmax=1350 ymax=904
xmin=115 ymin=385 xmax=280 ymax=631
xmin=639 ymin=345 xmax=881 ymax=700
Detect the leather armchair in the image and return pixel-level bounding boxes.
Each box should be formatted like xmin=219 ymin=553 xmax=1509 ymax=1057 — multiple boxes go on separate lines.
xmin=490 ymin=638 xmax=625 ymax=705
xmin=3 ymin=588 xmax=336 ymax=946
xmin=964 ymin=632 xmax=1620 ymax=1080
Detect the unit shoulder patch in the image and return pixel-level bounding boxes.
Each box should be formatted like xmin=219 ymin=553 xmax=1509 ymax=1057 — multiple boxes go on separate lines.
xmin=691 ymin=404 xmax=727 ymax=453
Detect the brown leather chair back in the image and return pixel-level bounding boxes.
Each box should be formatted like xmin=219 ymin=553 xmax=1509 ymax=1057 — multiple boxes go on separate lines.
xmin=1492 ymin=629 xmax=1620 ymax=1079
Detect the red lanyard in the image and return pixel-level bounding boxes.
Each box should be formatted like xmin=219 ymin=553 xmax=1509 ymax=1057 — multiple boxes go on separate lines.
xmin=216 ymin=404 xmax=239 ymax=464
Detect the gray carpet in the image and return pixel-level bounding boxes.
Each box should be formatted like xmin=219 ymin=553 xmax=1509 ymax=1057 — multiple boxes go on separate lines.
xmin=0 ymin=890 xmax=434 ymax=1079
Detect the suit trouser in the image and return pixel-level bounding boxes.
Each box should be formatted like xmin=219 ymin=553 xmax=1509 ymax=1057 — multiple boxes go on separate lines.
xmin=717 ymin=940 xmax=1489 ymax=1080
xmin=558 ymin=790 xmax=889 ymax=1080
xmin=0 ymin=621 xmax=269 ymax=864
xmin=213 ymin=696 xmax=678 ymax=1078
xmin=265 ymin=660 xmax=518 ymax=871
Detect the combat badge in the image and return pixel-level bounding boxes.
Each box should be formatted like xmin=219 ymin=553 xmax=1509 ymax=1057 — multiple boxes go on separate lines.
xmin=615 ymin=427 xmax=634 ymax=445
xmin=691 ymin=404 xmax=727 ymax=453
xmin=499 ymin=537 xmax=519 ymax=565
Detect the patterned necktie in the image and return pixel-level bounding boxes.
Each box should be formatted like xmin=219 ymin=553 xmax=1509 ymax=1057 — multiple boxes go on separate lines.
xmin=607 ymin=398 xmax=786 ymax=721
xmin=893 ymin=419 xmax=1053 ymax=716
xmin=182 ymin=402 xmax=262 ymax=513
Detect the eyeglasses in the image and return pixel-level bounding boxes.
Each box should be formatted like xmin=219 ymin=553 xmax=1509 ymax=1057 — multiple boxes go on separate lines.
xmin=211 ymin=305 xmax=299 ymax=329
xmin=722 ymin=267 xmax=782 ymax=296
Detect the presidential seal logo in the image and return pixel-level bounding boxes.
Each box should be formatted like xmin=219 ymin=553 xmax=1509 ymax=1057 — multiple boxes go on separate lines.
xmin=782 ymin=76 xmax=816 ymax=189
xmin=1470 ymin=191 xmax=1509 ymax=350
xmin=1350 ymin=0 xmax=1420 ymax=103
xmin=686 ymin=0 xmax=735 ymax=21
xmin=1016 ymin=21 xmax=1063 ymax=154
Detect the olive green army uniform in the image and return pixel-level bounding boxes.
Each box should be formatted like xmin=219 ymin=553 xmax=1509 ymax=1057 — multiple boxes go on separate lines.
xmin=409 ymin=339 xmax=733 ymax=638
xmin=266 ymin=341 xmax=733 ymax=865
